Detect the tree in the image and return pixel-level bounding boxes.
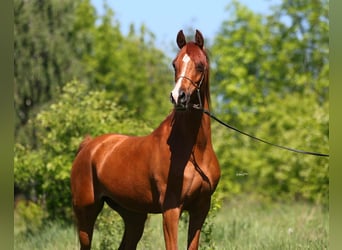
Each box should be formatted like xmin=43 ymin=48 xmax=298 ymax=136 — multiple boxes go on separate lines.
xmin=83 ymin=4 xmax=173 ymax=127
xmin=211 ymin=0 xmax=328 ymax=205
xmin=14 ymin=0 xmax=173 ymax=146
xmin=14 ymin=0 xmax=92 ymax=144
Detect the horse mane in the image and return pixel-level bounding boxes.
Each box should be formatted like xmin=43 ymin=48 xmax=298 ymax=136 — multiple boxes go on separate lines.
xmin=202 ymin=47 xmax=211 ymax=107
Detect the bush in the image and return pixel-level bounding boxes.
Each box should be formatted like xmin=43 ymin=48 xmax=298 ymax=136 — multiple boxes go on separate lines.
xmin=14 ymin=201 xmax=47 ymax=236
xmin=93 ymin=205 xmax=125 ymax=250
xmin=14 ymin=80 xmax=151 ymax=220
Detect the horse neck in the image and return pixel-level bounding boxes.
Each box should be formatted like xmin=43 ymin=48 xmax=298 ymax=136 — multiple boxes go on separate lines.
xmin=169 ymin=93 xmax=212 ymax=150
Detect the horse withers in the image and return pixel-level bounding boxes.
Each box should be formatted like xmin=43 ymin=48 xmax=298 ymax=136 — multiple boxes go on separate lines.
xmin=71 ymin=30 xmax=220 ymax=250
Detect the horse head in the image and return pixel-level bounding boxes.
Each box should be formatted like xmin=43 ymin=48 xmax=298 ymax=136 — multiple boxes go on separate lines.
xmin=170 ymin=30 xmax=209 ymax=110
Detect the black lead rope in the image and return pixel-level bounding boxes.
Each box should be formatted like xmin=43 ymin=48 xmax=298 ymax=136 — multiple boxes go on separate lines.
xmin=192 ymin=98 xmax=329 ymax=157
xmin=181 ymin=77 xmax=329 ymax=157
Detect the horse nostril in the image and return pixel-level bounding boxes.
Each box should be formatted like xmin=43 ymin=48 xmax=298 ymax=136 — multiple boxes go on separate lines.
xmin=178 ymin=91 xmax=187 ymax=105
xmin=170 ymin=92 xmax=176 ymax=104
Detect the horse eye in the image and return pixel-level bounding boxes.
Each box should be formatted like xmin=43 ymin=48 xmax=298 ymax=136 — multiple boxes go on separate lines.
xmin=196 ymin=64 xmax=204 ymax=72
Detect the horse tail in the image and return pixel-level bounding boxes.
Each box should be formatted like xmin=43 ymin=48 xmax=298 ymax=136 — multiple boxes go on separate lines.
xmin=76 ymin=135 xmax=92 ymax=155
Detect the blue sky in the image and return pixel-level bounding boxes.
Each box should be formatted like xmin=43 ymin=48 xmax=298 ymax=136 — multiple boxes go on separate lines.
xmin=91 ymin=0 xmax=280 ymax=55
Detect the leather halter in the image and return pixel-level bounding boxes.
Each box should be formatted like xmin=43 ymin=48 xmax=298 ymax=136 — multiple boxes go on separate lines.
xmin=175 ymin=69 xmax=205 ymax=90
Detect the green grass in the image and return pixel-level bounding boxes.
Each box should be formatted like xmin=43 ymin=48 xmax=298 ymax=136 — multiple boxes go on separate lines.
xmin=14 ymin=199 xmax=328 ymax=250
xmin=14 ymin=221 xmax=77 ymax=250
xmin=209 ymin=198 xmax=328 ymax=249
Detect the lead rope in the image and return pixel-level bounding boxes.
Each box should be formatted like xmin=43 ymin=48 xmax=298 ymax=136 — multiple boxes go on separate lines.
xmin=192 ymin=95 xmax=329 ymax=157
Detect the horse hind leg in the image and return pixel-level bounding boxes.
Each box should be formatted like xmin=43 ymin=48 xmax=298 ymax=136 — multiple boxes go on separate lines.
xmin=73 ymin=200 xmax=104 ymax=250
xmin=105 ymin=199 xmax=147 ymax=250
xmin=119 ymin=211 xmax=147 ymax=250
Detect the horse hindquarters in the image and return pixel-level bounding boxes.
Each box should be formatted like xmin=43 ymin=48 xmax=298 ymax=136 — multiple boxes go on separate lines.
xmin=71 ymin=136 xmax=149 ymax=250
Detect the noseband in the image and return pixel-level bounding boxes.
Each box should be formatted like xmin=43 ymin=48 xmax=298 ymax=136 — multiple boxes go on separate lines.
xmin=175 ymin=69 xmax=205 ymax=90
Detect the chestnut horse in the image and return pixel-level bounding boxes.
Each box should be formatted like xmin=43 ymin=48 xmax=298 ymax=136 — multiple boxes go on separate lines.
xmin=71 ymin=30 xmax=220 ymax=250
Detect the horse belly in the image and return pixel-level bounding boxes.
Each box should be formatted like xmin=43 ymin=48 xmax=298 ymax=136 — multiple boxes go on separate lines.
xmin=95 ymin=141 xmax=160 ymax=213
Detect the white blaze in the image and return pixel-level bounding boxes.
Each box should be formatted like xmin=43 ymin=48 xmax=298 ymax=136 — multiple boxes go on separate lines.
xmin=171 ymin=54 xmax=190 ymax=104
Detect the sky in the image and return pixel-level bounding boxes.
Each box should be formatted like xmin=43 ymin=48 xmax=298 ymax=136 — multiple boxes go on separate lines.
xmin=90 ymin=0 xmax=280 ymax=55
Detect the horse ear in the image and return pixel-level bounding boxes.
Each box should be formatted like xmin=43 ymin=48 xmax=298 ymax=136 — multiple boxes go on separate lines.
xmin=195 ymin=29 xmax=204 ymax=49
xmin=176 ymin=30 xmax=186 ymax=49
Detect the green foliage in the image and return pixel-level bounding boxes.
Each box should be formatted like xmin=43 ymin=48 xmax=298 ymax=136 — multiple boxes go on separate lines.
xmin=14 ymin=201 xmax=47 ymax=236
xmin=14 ymin=0 xmax=172 ymax=145
xmin=94 ymin=205 xmax=125 ymax=250
xmin=14 ymin=80 xmax=151 ymax=220
xmin=199 ymin=192 xmax=223 ymax=250
xmin=82 ymin=5 xmax=173 ymax=125
xmin=14 ymin=0 xmax=87 ymax=140
xmin=211 ymin=0 xmax=328 ymax=206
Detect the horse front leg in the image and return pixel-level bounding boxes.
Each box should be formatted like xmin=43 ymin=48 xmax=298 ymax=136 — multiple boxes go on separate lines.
xmin=162 ymin=207 xmax=181 ymax=250
xmin=187 ymin=198 xmax=211 ymax=250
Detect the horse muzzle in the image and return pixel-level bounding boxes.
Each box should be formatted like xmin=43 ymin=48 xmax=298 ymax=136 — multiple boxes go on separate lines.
xmin=170 ymin=90 xmax=190 ymax=110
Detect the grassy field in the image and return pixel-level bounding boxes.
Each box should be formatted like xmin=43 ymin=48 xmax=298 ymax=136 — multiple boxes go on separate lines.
xmin=14 ymin=198 xmax=328 ymax=250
